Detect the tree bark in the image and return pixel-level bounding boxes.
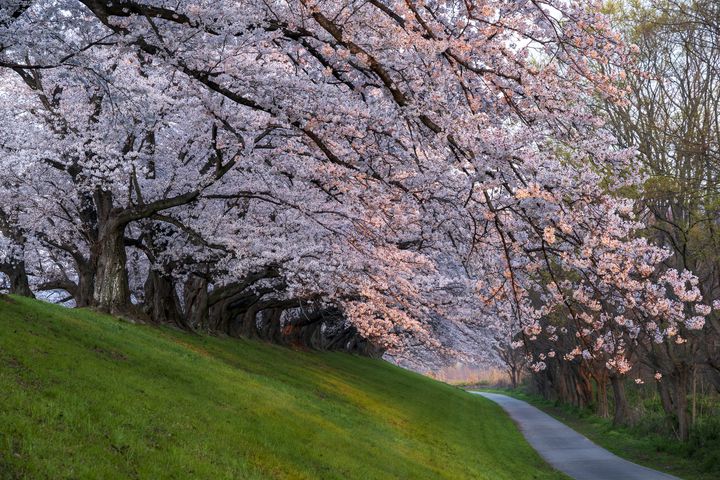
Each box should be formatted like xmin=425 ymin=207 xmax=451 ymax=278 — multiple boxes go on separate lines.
xmin=239 ymin=303 xmax=261 ymax=338
xmin=691 ymin=368 xmax=697 ymax=427
xmin=656 ymin=367 xmax=692 ymax=441
xmin=1 ymin=261 xmax=34 ymax=298
xmin=183 ymin=275 xmax=209 ymax=329
xmin=596 ymin=376 xmax=609 ymax=418
xmin=658 ymin=378 xmax=674 ymax=414
xmin=74 ymin=262 xmax=96 ymax=307
xmin=93 ymin=222 xmax=131 ymax=313
xmin=577 ymin=367 xmax=593 ymax=408
xmin=610 ymin=375 xmax=629 ymax=426
xmin=509 ymin=366 xmax=518 ymax=389
xmin=257 ymin=308 xmax=283 ymax=343
xmin=675 ymin=367 xmax=691 ymax=442
xmin=144 ymin=269 xmax=186 ymax=328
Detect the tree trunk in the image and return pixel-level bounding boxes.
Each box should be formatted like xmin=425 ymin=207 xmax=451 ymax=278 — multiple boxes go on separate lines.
xmin=257 ymin=308 xmax=283 ymax=343
xmin=509 ymin=366 xmax=518 ymax=389
xmin=657 ymin=367 xmax=692 ymax=441
xmin=75 ymin=262 xmax=96 ymax=307
xmin=658 ymin=378 xmax=674 ymax=415
xmin=577 ymin=367 xmax=593 ymax=408
xmin=183 ymin=275 xmax=208 ymax=329
xmin=93 ymin=222 xmax=130 ymax=313
xmin=675 ymin=367 xmax=690 ymax=442
xmin=1 ymin=261 xmax=34 ymax=298
xmin=692 ymin=368 xmax=697 ymax=427
xmin=596 ymin=376 xmax=609 ymax=418
xmin=239 ymin=303 xmax=261 ymax=338
xmin=145 ymin=270 xmax=187 ymax=329
xmin=610 ymin=375 xmax=629 ymax=426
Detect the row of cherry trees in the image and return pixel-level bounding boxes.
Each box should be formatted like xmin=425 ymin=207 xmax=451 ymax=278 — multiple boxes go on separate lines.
xmin=0 ymin=0 xmax=715 ymax=407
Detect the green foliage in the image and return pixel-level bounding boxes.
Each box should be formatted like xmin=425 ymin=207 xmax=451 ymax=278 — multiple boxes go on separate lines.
xmin=643 ymin=175 xmax=685 ymax=201
xmin=0 ymin=297 xmax=566 ymax=480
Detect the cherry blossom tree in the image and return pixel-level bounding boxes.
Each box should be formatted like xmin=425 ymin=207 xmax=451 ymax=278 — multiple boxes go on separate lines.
xmin=0 ymin=1 xmax=712 ymax=379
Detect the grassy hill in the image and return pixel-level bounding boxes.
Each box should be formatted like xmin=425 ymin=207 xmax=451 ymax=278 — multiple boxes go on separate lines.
xmin=0 ymin=296 xmax=565 ymax=479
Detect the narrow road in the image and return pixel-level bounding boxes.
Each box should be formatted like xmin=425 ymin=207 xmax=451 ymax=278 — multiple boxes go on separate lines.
xmin=472 ymin=392 xmax=680 ymax=480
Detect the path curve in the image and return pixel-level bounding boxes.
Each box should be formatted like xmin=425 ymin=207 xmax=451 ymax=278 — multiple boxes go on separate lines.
xmin=472 ymin=392 xmax=680 ymax=480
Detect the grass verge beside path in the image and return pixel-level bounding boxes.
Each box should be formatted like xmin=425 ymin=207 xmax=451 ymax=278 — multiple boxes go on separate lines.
xmin=474 ymin=387 xmax=718 ymax=480
xmin=0 ymin=296 xmax=568 ymax=480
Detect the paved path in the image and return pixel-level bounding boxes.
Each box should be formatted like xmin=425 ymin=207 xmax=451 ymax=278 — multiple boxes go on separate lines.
xmin=472 ymin=392 xmax=680 ymax=480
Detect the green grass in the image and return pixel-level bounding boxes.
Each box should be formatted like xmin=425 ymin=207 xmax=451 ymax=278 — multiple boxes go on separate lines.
xmin=477 ymin=387 xmax=720 ymax=480
xmin=0 ymin=296 xmax=566 ymax=480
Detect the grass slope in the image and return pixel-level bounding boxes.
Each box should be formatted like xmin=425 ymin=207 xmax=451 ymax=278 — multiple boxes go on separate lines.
xmin=0 ymin=296 xmax=565 ymax=480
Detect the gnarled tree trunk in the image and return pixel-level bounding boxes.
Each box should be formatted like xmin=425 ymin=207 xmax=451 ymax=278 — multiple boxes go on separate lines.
xmin=75 ymin=262 xmax=96 ymax=307
xmin=93 ymin=222 xmax=130 ymax=313
xmin=1 ymin=261 xmax=34 ymax=298
xmin=183 ymin=275 xmax=209 ymax=329
xmin=145 ymin=270 xmax=186 ymax=328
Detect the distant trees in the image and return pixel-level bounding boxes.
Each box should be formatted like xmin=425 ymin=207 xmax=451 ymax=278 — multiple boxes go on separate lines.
xmin=521 ymin=0 xmax=720 ymax=442
xmin=606 ymin=0 xmax=720 ymax=441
